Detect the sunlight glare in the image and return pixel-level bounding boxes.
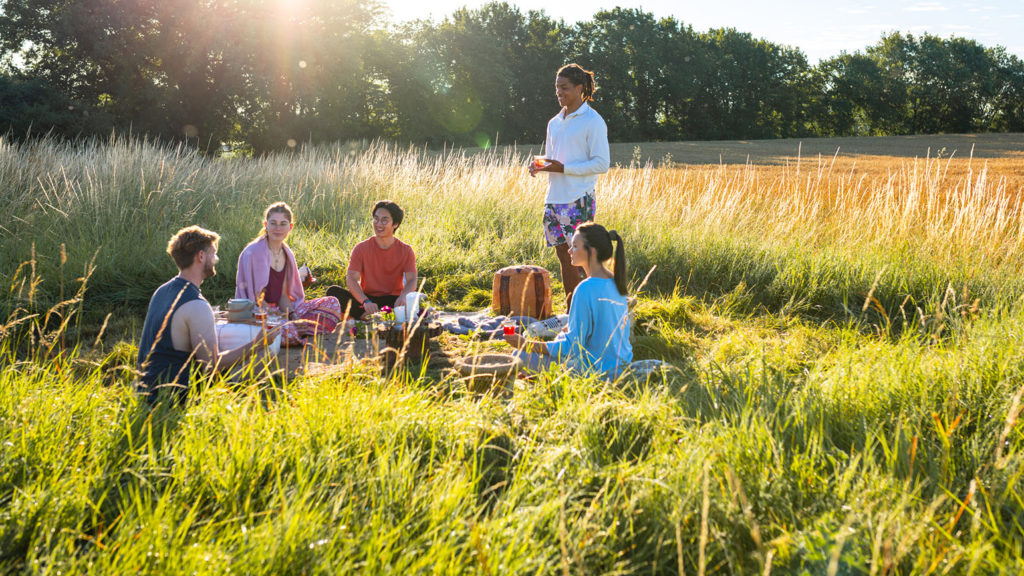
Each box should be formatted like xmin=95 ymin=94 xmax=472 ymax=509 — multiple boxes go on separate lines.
xmin=276 ymin=0 xmax=311 ymax=21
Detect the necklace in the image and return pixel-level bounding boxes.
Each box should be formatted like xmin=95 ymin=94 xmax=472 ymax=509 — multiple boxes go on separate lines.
xmin=269 ymin=246 xmax=285 ymax=272
xmin=269 ymin=246 xmax=285 ymax=270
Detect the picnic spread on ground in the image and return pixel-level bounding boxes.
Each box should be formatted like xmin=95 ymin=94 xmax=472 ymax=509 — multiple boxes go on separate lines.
xmin=134 ymin=64 xmax=654 ymax=405
xmin=136 ymin=195 xmax=647 ymax=405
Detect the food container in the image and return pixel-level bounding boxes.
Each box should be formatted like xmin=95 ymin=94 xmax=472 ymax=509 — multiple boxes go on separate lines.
xmin=455 ymin=353 xmax=521 ymax=395
xmin=226 ymin=298 xmax=254 ymax=322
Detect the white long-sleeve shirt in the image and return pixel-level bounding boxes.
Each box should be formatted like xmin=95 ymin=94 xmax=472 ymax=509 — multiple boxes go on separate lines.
xmin=543 ymin=102 xmax=610 ymax=204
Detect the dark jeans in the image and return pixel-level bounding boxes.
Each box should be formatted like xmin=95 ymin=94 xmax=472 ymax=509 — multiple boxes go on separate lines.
xmin=325 ymin=286 xmax=398 ymax=320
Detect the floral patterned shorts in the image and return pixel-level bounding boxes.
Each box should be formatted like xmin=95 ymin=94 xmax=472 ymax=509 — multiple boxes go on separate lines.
xmin=543 ymin=193 xmax=596 ymax=247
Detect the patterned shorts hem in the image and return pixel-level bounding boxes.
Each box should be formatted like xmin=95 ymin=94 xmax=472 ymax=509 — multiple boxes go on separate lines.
xmin=542 ymin=193 xmax=596 ymax=247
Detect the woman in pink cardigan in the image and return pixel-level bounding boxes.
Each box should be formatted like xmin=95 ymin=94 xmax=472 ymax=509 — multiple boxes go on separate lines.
xmin=235 ymin=202 xmax=341 ymax=345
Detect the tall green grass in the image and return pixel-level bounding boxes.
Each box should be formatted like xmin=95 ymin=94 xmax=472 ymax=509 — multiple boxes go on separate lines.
xmin=4 ymin=135 xmax=1023 ymax=326
xmin=3 ymin=298 xmax=1024 ymax=573
xmin=4 ymin=136 xmax=1024 ymax=573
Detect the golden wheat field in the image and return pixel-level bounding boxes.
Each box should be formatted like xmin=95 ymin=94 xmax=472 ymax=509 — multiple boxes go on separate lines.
xmin=576 ymin=135 xmax=1024 ymax=285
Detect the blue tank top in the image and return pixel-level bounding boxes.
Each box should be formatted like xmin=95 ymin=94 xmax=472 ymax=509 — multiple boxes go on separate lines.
xmin=136 ymin=276 xmax=204 ymax=401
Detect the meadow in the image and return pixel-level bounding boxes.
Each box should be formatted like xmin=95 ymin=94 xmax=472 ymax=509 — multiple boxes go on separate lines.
xmin=3 ymin=133 xmax=1024 ymax=574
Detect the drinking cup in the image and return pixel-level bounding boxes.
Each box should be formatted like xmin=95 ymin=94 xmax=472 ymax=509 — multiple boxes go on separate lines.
xmin=533 ymin=155 xmax=550 ymax=169
xmin=503 ymin=322 xmax=516 ymax=336
xmin=393 ymin=305 xmax=407 ymax=324
xmin=299 ymin=264 xmax=314 ymax=288
xmin=406 ymin=292 xmax=424 ymax=320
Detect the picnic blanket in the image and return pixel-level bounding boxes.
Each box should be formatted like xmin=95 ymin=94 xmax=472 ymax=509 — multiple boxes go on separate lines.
xmin=435 ymin=311 xmax=535 ymax=339
xmin=435 ymin=311 xmax=569 ymax=339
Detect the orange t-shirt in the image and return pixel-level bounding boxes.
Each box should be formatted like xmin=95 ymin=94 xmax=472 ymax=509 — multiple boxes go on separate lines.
xmin=348 ymin=237 xmax=417 ymax=297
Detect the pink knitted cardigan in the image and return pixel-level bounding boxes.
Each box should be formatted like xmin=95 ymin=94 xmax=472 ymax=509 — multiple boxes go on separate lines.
xmin=235 ymin=237 xmax=305 ymax=305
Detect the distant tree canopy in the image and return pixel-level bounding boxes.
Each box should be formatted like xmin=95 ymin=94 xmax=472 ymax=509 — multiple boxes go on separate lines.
xmin=1 ymin=1 xmax=1022 ymax=152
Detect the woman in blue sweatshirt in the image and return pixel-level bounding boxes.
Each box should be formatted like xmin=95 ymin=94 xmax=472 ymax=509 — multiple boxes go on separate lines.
xmin=504 ymin=222 xmax=632 ymax=378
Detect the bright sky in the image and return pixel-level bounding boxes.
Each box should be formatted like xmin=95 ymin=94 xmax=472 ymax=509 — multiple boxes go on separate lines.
xmin=382 ymin=0 xmax=1024 ymax=64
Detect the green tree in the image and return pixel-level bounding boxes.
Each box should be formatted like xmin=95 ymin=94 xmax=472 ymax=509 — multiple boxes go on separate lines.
xmin=854 ymin=33 xmax=912 ymax=135
xmin=0 ymin=0 xmax=387 ymax=152
xmin=435 ymin=3 xmax=531 ymax=147
xmin=515 ymin=10 xmax=571 ymax=142
xmin=867 ymin=32 xmax=1003 ymax=135
xmin=575 ymin=8 xmax=664 ymax=141
xmin=812 ymin=52 xmax=898 ymax=136
xmin=989 ymin=49 xmax=1024 ymax=131
xmin=374 ymin=2 xmax=565 ymax=147
xmin=694 ymin=28 xmax=812 ymax=140
xmin=914 ymin=34 xmax=995 ymax=133
xmin=0 ymin=0 xmax=248 ymax=147
xmin=4 ymin=1 xmax=1023 ymax=148
xmin=235 ymin=0 xmax=385 ymax=153
xmin=656 ymin=19 xmax=709 ymax=141
xmin=0 ymin=73 xmax=106 ymax=138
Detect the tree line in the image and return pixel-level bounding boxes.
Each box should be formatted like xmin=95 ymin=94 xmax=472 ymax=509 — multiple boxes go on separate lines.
xmin=2 ymin=0 xmax=1023 ymax=153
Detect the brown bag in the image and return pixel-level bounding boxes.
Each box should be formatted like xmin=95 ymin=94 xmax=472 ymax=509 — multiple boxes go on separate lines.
xmin=492 ymin=265 xmax=553 ymax=320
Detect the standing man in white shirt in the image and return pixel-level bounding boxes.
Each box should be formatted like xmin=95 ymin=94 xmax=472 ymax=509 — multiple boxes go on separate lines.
xmin=530 ymin=63 xmax=610 ymax=311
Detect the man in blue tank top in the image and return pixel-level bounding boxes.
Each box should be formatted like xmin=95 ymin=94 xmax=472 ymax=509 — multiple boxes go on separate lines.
xmin=136 ymin=225 xmax=283 ymax=404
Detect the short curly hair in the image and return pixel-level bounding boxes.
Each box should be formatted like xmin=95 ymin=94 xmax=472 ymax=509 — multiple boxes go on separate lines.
xmin=166 ymin=225 xmax=220 ymax=270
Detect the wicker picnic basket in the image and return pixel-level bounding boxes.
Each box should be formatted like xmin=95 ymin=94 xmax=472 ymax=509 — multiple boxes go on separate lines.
xmin=491 ymin=265 xmax=552 ymax=320
xmin=455 ymin=353 xmax=521 ymax=395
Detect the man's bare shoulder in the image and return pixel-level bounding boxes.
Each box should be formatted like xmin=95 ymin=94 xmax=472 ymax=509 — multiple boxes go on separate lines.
xmin=176 ymin=298 xmax=214 ymax=325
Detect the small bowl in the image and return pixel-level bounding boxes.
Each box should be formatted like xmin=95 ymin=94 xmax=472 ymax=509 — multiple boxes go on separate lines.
xmin=455 ymin=353 xmax=521 ymax=395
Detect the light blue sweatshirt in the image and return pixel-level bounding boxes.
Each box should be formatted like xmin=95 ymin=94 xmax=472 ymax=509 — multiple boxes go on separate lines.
xmin=546 ymin=277 xmax=633 ymax=377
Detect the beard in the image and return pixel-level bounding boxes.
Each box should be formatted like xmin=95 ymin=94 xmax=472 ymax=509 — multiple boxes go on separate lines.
xmin=203 ymin=259 xmax=217 ymax=279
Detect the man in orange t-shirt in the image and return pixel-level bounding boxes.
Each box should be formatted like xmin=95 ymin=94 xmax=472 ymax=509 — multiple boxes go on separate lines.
xmin=326 ymin=200 xmax=417 ymax=320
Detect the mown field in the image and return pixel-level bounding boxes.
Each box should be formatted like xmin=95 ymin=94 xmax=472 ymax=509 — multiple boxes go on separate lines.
xmin=3 ymin=133 xmax=1024 ymax=574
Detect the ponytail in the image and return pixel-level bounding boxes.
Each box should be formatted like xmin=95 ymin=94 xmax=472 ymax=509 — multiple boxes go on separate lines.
xmin=576 ymin=222 xmax=628 ymax=296
xmin=609 ymin=230 xmax=627 ymax=296
xmin=582 ymin=73 xmax=595 ymax=102
xmin=557 ymin=63 xmax=597 ymax=102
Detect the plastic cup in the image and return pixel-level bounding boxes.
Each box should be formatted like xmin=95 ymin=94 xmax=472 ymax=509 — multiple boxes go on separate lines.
xmin=393 ymin=305 xmax=407 ymax=324
xmin=406 ymin=292 xmax=424 ymax=320
xmin=503 ymin=322 xmax=516 ymax=336
xmin=300 ymin=264 xmax=316 ymax=288
xmin=533 ymin=155 xmax=549 ymax=168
